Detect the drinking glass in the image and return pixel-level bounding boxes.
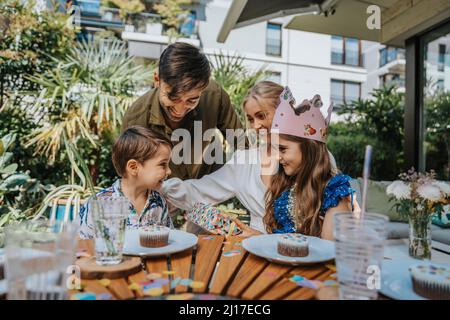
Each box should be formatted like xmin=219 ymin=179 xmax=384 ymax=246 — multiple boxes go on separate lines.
xmin=333 ymin=212 xmax=388 ymax=300
xmin=4 ymin=219 xmax=78 ymax=300
xmin=91 ymin=197 xmax=128 ymax=265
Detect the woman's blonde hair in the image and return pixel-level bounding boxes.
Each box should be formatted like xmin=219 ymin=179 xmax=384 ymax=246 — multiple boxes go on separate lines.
xmin=264 ymin=135 xmax=333 ymax=236
xmin=243 ymin=81 xmax=284 ymax=109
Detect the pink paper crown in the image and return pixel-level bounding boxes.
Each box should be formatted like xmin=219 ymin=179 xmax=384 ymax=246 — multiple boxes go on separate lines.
xmin=271 ymin=86 xmax=333 ymax=143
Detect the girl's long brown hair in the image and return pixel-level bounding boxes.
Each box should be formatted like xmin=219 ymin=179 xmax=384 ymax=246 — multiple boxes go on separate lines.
xmin=264 ymin=134 xmax=333 ymax=236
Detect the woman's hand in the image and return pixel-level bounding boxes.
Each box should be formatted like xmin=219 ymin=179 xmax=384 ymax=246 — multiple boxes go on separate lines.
xmin=233 ymin=218 xmax=263 ymax=238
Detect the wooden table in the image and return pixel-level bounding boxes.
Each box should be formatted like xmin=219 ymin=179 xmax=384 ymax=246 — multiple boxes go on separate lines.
xmin=73 ymin=235 xmax=336 ymax=300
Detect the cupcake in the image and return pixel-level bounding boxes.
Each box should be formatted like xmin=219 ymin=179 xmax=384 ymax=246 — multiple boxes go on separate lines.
xmin=139 ymin=225 xmax=170 ymax=248
xmin=409 ymin=264 xmax=450 ymax=300
xmin=277 ymin=233 xmax=309 ymax=257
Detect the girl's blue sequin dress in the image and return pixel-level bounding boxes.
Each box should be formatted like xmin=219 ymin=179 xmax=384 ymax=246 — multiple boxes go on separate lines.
xmin=272 ymin=174 xmax=355 ymax=234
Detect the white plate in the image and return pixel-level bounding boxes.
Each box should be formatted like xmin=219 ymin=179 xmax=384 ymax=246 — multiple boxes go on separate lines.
xmin=123 ymin=229 xmax=197 ymax=257
xmin=380 ymin=259 xmax=450 ymax=300
xmin=242 ymin=234 xmax=335 ymax=266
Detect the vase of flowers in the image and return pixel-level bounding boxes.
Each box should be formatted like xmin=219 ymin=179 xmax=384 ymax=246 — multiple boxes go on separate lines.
xmin=387 ymin=168 xmax=449 ymax=260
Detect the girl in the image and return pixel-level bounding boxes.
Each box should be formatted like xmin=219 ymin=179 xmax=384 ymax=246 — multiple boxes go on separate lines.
xmin=265 ymin=87 xmax=358 ymax=240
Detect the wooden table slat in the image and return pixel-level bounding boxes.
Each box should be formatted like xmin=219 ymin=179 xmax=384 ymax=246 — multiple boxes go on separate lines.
xmin=285 ymin=269 xmax=335 ymax=300
xmin=145 ymin=257 xmax=171 ymax=294
xmin=128 ymin=271 xmax=149 ymax=298
xmin=241 ymin=261 xmax=292 ymax=300
xmin=77 ymin=239 xmax=95 ymax=256
xmin=192 ymin=235 xmax=224 ymax=293
xmin=226 ymin=254 xmax=269 ymax=298
xmin=170 ymin=249 xmax=193 ymax=293
xmin=209 ymin=237 xmax=247 ymax=296
xmin=107 ymin=278 xmax=135 ymax=300
xmin=259 ymin=266 xmax=328 ymax=300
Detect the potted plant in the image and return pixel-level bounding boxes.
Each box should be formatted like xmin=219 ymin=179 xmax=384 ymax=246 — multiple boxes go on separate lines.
xmin=387 ymin=168 xmax=450 ymax=259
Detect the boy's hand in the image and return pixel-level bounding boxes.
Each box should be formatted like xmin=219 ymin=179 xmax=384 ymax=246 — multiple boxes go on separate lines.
xmin=232 ymin=218 xmax=263 ymax=238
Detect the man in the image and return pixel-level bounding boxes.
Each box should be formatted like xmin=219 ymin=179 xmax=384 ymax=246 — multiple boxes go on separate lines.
xmin=122 ymin=42 xmax=243 ymax=180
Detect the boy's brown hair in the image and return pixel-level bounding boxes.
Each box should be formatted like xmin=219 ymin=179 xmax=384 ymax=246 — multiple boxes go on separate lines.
xmin=112 ymin=126 xmax=172 ymax=177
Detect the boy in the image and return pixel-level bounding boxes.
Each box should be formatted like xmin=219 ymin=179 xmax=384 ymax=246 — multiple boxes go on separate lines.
xmin=78 ymin=126 xmax=173 ymax=239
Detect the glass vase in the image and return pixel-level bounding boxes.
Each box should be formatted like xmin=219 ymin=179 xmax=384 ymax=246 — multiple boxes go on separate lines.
xmin=408 ymin=214 xmax=432 ymax=260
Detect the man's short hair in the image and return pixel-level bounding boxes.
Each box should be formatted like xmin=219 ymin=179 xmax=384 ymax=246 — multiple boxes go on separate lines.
xmin=158 ymin=42 xmax=211 ymax=100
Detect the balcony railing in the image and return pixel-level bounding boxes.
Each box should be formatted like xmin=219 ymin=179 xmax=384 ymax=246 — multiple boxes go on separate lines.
xmin=77 ymin=1 xmax=198 ymax=38
xmin=380 ymin=47 xmax=405 ymax=67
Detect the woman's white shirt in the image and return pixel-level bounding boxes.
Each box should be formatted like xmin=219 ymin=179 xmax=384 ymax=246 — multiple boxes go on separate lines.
xmin=161 ymin=148 xmax=267 ymax=233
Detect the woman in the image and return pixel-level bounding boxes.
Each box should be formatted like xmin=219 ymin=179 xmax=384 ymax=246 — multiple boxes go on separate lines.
xmin=161 ymin=81 xmax=338 ymax=236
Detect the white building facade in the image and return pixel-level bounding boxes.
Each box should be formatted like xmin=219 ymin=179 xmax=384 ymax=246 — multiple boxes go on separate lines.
xmin=199 ymin=0 xmax=371 ymax=116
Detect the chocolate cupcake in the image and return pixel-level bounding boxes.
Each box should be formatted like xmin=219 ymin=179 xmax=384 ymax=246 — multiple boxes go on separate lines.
xmin=139 ymin=225 xmax=170 ymax=248
xmin=410 ymin=264 xmax=450 ymax=300
xmin=277 ymin=233 xmax=309 ymax=257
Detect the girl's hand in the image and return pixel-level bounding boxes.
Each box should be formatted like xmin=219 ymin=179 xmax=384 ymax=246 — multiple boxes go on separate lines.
xmin=233 ymin=218 xmax=263 ymax=238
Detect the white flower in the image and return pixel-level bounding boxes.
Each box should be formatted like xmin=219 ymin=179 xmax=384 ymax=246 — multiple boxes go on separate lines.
xmin=432 ymin=181 xmax=450 ymax=197
xmin=387 ymin=180 xmax=411 ymax=200
xmin=417 ymin=183 xmax=442 ymax=202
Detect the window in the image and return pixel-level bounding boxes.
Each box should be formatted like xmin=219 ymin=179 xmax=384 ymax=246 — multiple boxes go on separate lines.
xmin=330 ymin=80 xmax=361 ymax=108
xmin=331 ymin=35 xmax=362 ymax=66
xmin=437 ymin=79 xmax=445 ymax=91
xmin=438 ymin=44 xmax=446 ymax=71
xmin=380 ymin=46 xmax=405 ymax=67
xmin=331 ymin=36 xmax=344 ymax=65
xmin=266 ymin=23 xmax=282 ymax=56
xmin=420 ymin=22 xmax=450 ymax=180
xmin=264 ymin=71 xmax=282 ymax=84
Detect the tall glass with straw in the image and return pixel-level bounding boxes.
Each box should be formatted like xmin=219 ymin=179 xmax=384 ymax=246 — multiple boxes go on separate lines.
xmin=333 ymin=145 xmax=388 ymax=300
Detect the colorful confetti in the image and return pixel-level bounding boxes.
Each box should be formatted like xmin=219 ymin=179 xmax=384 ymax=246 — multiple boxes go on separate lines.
xmin=167 ymin=293 xmax=194 ymax=300
xmin=144 ymin=287 xmax=164 ymax=297
xmin=189 ymin=281 xmax=205 ymax=289
xmin=128 ymin=282 xmax=141 ymax=291
xmin=147 ymin=273 xmax=162 ymax=280
xmin=97 ymin=279 xmax=111 ymax=287
xmin=289 ymin=275 xmax=305 ymax=283
xmin=170 ymin=277 xmax=182 ymax=289
xmin=296 ymin=279 xmax=320 ymax=289
xmin=222 ymin=250 xmax=241 ymax=257
xmin=202 ymin=236 xmax=214 ymax=240
xmin=71 ymin=292 xmax=96 ymax=300
xmin=323 ymin=280 xmax=338 ymax=287
xmin=153 ymin=278 xmax=169 ymax=286
xmin=179 ymin=278 xmax=193 ymax=286
xmin=143 ymin=282 xmax=164 ymax=290
xmin=162 ymin=270 xmax=175 ymax=276
xmin=138 ymin=280 xmax=152 ymax=287
xmin=97 ymin=293 xmax=113 ymax=300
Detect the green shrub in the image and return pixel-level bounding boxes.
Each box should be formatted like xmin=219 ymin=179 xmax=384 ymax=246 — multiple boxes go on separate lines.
xmin=0 ymin=0 xmax=75 ymax=104
xmin=329 ymin=85 xmax=405 ymax=181
xmin=328 ymin=126 xmax=402 ymax=180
